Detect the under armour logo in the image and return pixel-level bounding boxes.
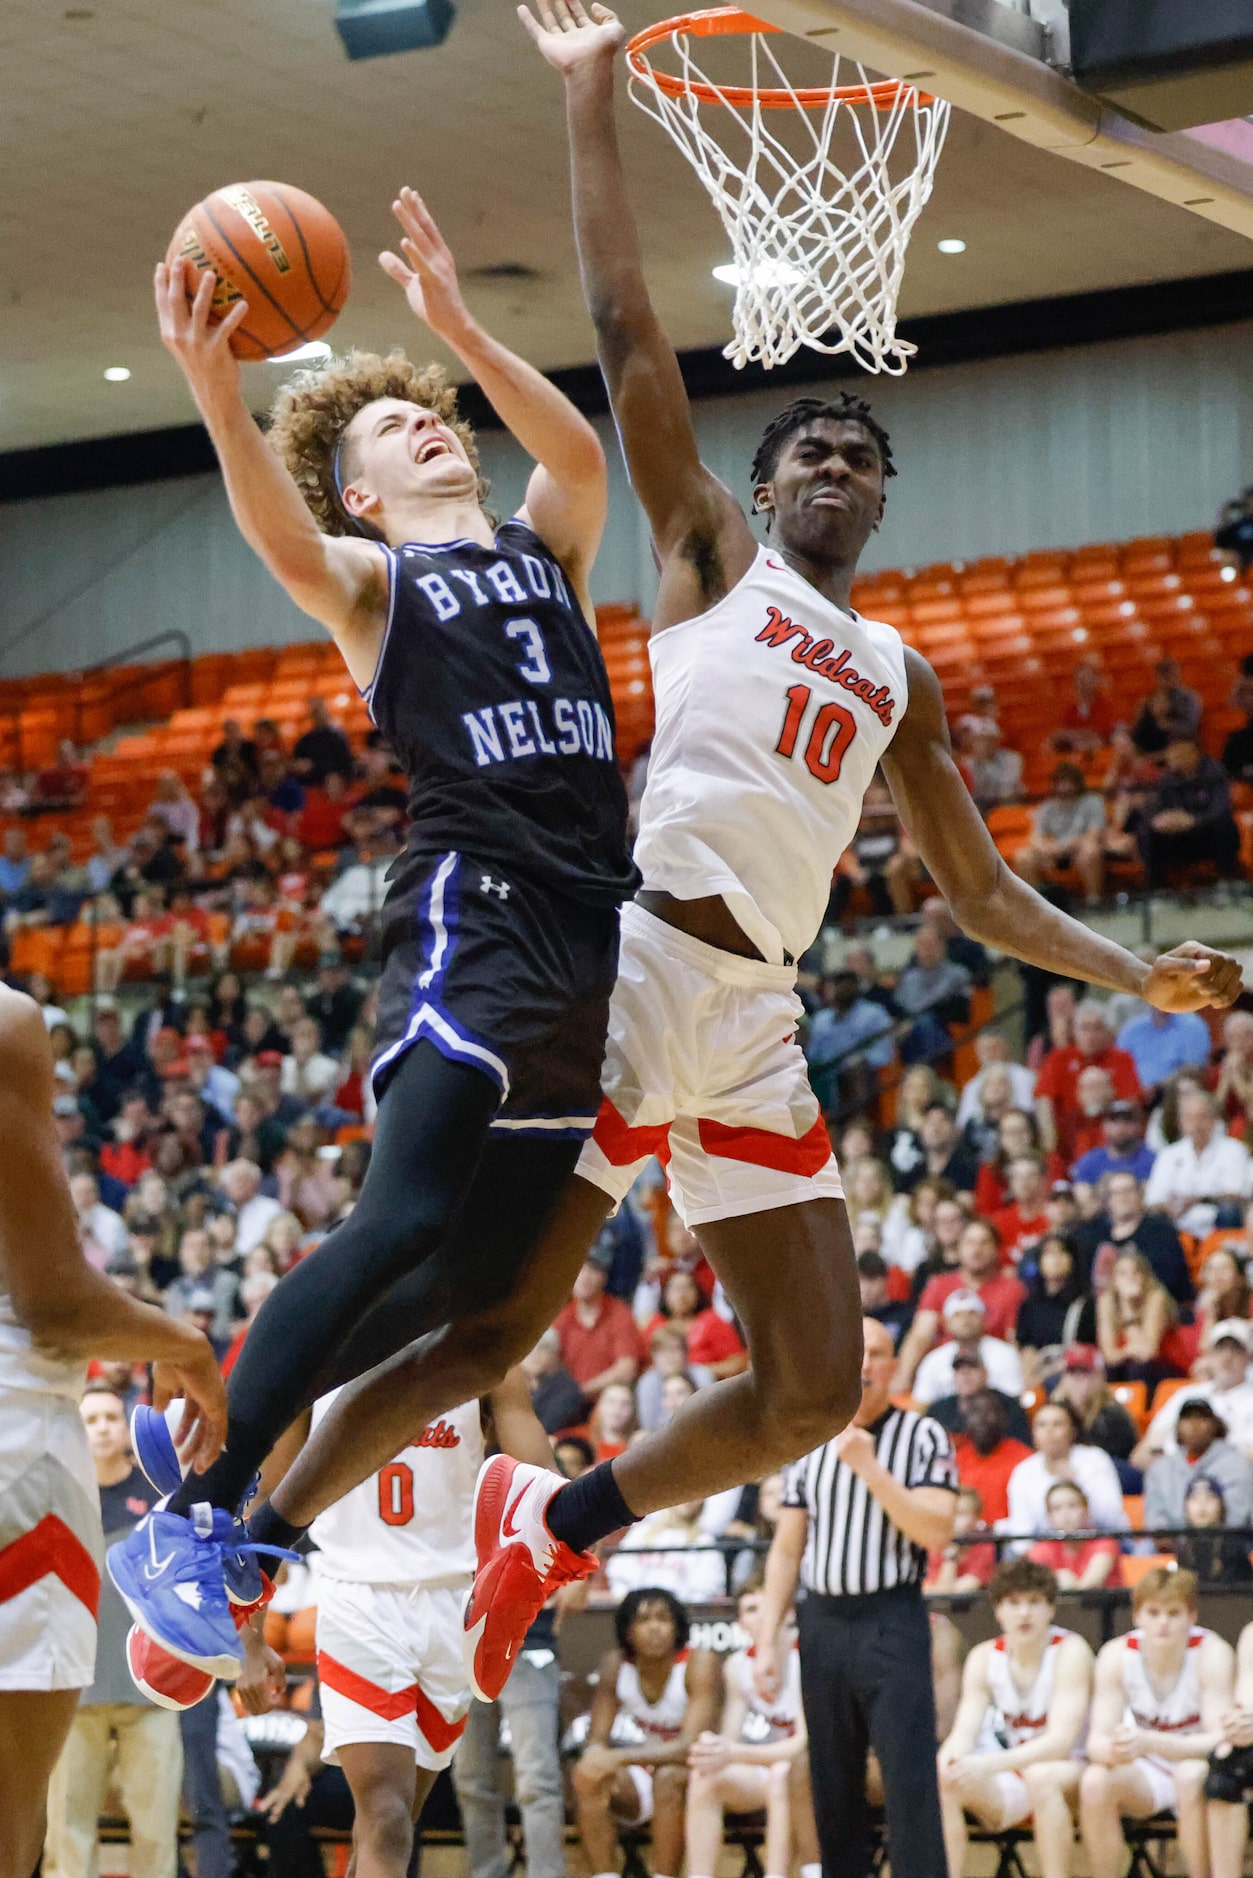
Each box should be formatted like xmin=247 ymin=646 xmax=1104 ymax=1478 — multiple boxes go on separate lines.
xmin=480 ymin=874 xmax=511 ymax=899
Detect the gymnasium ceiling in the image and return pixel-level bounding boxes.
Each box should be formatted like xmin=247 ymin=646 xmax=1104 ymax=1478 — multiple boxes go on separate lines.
xmin=2 ymin=0 xmax=1251 ymax=455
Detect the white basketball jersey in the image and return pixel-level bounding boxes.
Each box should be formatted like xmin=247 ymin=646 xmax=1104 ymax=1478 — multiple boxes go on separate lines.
xmin=0 ymin=1287 xmax=83 ymax=1400
xmin=985 ymin=1628 xmax=1072 ymax=1748
xmin=308 ymin=1391 xmax=483 ymax=1588
xmin=635 ymin=546 xmax=908 ymax=964
xmin=615 ymin=1654 xmax=690 ymax=1739
xmin=725 ymin=1639 xmax=803 ymax=1744
xmin=1121 ymin=1627 xmax=1207 ymax=1739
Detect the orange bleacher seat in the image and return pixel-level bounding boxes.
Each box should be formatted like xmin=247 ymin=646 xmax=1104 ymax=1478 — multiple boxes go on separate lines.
xmin=8 ymin=927 xmax=64 ymax=982
xmin=1122 ymin=1554 xmax=1175 ymax=1588
xmin=1018 ymin=585 xmax=1073 ymax=614
xmin=1148 ymin=1377 xmax=1192 ymax=1423
xmin=1122 ymin=1495 xmax=1145 ymax=1531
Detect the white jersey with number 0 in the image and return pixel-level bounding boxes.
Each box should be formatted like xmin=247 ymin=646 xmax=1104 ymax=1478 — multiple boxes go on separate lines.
xmin=308 ymin=1391 xmax=483 ymax=1588
xmin=725 ymin=1639 xmax=803 ymax=1744
xmin=634 ymin=546 xmax=908 ymax=964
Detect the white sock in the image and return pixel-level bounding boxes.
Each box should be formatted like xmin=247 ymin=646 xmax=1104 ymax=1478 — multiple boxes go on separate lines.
xmin=801 ymin=1862 xmax=822 ymax=1878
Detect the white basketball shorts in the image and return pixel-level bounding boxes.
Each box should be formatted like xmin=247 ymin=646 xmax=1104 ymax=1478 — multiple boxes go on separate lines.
xmin=0 ymin=1387 xmax=102 ymax=1691
xmin=578 ymin=902 xmax=844 ymax=1226
xmin=315 ymin=1578 xmax=471 ymax=1770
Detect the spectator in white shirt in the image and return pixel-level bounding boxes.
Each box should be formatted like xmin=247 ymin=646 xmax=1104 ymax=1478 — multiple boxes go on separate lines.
xmin=69 ymin=1170 xmax=129 ymax=1270
xmin=317 ymin=846 xmax=394 ymax=934
xmin=913 ymin=1290 xmax=1024 ymax=1405
xmin=146 ymin=770 xmax=200 ymax=854
xmin=603 ymin=1500 xmax=728 ymax=1604
xmin=955 ymin=1032 xmax=1036 ymax=1129
xmin=1005 ymin=1399 xmax=1129 ymax=1543
xmin=1144 ymin=1089 xmax=1253 ymax=1237
xmin=217 ymin=1158 xmax=284 ymax=1256
xmin=1133 ymin=1320 xmax=1253 ymax=1469
xmin=279 ymin=1016 xmax=341 ymax=1105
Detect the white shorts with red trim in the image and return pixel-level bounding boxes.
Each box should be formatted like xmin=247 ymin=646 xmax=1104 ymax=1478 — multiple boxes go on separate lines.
xmin=577 ymin=902 xmax=844 ymax=1227
xmin=315 ymin=1578 xmax=471 ymax=1771
xmin=0 ymin=1388 xmax=103 ymax=1691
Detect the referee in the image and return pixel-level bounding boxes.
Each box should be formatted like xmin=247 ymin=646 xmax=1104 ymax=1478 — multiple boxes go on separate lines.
xmin=755 ymin=1316 xmax=958 ymax=1878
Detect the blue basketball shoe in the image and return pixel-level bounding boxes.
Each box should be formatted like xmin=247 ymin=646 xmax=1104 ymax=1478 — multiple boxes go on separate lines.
xmin=107 ymin=1502 xmax=246 ymax=1678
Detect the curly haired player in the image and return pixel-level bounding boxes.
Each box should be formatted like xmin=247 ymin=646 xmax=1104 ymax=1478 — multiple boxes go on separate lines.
xmin=108 ymin=185 xmax=638 ymax=1683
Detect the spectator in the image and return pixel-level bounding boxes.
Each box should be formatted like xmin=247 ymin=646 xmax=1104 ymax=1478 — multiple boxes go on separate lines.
xmin=645 ymin=1268 xmax=746 ymax=1379
xmin=553 ymin=1248 xmax=644 ymax=1403
xmin=960 ymin=717 xmax=1023 ymax=813
xmin=858 ymin=1250 xmax=914 ymax=1347
xmin=927 ymin=1351 xmax=1033 ymax=1444
xmin=279 ymin=1013 xmax=343 ymax=1105
xmin=1144 ymin=1088 xmax=1253 ymax=1237
xmin=1014 ymin=762 xmax=1109 ymax=903
xmin=1215 ymin=486 xmax=1253 ymax=574
xmin=897 ymin=1219 xmax=1026 ymax=1392
xmin=1130 ymin=657 xmax=1203 ymax=755
xmin=925 ymin=1483 xmax=997 ymax=1592
xmin=216 ymin=1158 xmax=283 ymax=1256
xmin=306 ymin=955 xmax=363 ymax=1054
xmin=1035 ymin=999 xmax=1142 ymax=1160
xmin=894 ymin=924 xmax=972 ymax=1064
xmin=1072 ymin=1169 xmax=1194 ymax=1304
xmin=1015 ymin=1238 xmax=1095 ymax=1386
xmin=1065 ymin=1066 xmax=1120 ymax=1166
xmin=1028 ymin=1480 xmax=1123 ymax=1588
xmin=830 ymin=773 xmax=920 ymax=918
xmin=572 ymin=1590 xmax=718 ymax=1878
xmin=1051 ymin=655 xmax=1118 ymax=752
xmin=44 ymin=1386 xmax=181 ymax=1878
xmin=1213 ymin=1009 xmax=1253 ymax=1128
xmin=955 ymin=1030 xmax=1036 ymax=1129
xmin=913 ymin=1290 xmax=1024 ymax=1405
xmin=519 ymin=1328 xmax=587 ymax=1435
xmin=28 ymin=737 xmax=89 ymax=810
xmin=1136 ymin=1320 xmax=1253 ymax=1467
xmin=1072 ymin=1099 xmax=1156 ymax=1203
xmin=990 ymin=1152 xmax=1053 ymax=1268
xmin=918 ymin=895 xmax=991 ymax=989
xmin=292 ymin=696 xmax=355 ymax=783
xmin=604 ymin=1498 xmax=728 ymax=1602
xmin=589 ymin=1379 xmax=640 ymax=1462
xmin=163 ymin=1226 xmax=239 ymax=1343
xmin=70 ymin=1169 xmax=129 ymax=1269
xmin=881 ymin=1063 xmax=949 ymax=1188
xmin=1145 ymin=1397 xmax=1253 ymax=1533
xmin=906 ymin=1101 xmax=978 ymax=1196
xmin=804 ymin=968 xmax=895 ymax=1114
xmin=951 ymin=1388 xmax=1033 ymax=1525
xmin=1139 ymin=734 xmax=1241 ymax=889
xmin=1051 ymin=1346 xmax=1140 ymax=1478
xmin=1221 ymin=663 xmax=1253 ymax=783
xmin=1096 ymin=1248 xmax=1181 ymax=1390
xmin=1117 ymin=1004 xmax=1211 ymax=1103
xmin=211 ymin=717 xmax=259 ymax=786
xmin=1194 ymin=1242 xmax=1253 ymax=1352
xmin=637 ymin=1323 xmax=713 ymax=1429
xmin=316 ymin=835 xmax=394 ymax=934
xmin=1173 ymin=1475 xmax=1253 ymax=1585
xmin=1005 ymin=1400 xmax=1128 ymax=1540
xmin=147 ymin=770 xmax=200 ymax=853
xmin=0 ymin=825 xmax=30 ymax=894
xmin=974 ymin=1107 xmax=1063 ymax=1216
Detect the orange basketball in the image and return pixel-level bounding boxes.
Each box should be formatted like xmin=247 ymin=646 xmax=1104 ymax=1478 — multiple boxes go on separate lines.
xmin=166 ymin=181 xmax=351 ymax=362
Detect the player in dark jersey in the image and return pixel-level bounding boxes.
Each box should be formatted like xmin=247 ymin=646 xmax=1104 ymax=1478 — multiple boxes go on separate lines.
xmin=108 ymin=186 xmax=638 ymax=1682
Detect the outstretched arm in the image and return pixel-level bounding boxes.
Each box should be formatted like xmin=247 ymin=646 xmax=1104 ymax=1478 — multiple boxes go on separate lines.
xmin=381 ymin=188 xmax=606 ymax=608
xmin=521 ymin=0 xmax=756 ymax=618
xmin=882 ymin=650 xmax=1243 ymax=1010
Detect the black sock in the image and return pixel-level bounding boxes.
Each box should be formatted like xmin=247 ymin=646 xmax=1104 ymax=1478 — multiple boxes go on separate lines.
xmin=247 ymin=1500 xmax=308 ymax=1554
xmin=546 ymin=1460 xmax=639 ymax=1554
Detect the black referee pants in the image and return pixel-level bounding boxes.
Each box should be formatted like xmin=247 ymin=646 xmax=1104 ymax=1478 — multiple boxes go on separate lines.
xmin=798 ymin=1588 xmax=947 ymax=1878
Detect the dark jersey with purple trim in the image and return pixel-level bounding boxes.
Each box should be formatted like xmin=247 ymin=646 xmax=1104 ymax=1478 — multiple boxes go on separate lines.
xmin=368 ymin=518 xmax=638 ymax=908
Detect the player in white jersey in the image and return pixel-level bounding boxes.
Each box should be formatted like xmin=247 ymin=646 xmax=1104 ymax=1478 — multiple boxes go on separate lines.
xmin=574 ymin=1586 xmax=719 ymax=1878
xmin=0 ymin=987 xmax=224 ymax=1875
xmin=938 ymin=1559 xmax=1093 ymax=1878
xmin=227 ymin=0 xmax=1244 ymax=1711
xmin=1082 ymin=1567 xmax=1245 ymax=1878
xmin=686 ymin=1578 xmax=810 ymax=1878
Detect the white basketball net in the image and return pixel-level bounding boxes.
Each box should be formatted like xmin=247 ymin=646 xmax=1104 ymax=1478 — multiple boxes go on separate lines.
xmin=626 ymin=17 xmax=951 ymax=374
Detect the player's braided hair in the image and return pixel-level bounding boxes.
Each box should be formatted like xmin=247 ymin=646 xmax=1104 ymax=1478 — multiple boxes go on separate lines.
xmin=750 ymin=393 xmax=896 ymax=492
xmin=267 ymin=347 xmax=491 ymax=538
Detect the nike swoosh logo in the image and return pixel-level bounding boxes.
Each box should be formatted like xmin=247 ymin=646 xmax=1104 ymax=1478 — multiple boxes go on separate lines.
xmin=502 ymin=1482 xmax=529 ymax=1540
xmin=766 ymin=557 xmax=785 ymax=570
xmin=143 ymin=1523 xmax=177 ymax=1581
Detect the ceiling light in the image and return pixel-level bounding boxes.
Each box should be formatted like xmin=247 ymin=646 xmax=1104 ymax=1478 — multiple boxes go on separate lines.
xmin=269 ymin=340 xmax=333 ymax=362
xmin=103 ymin=366 xmax=131 ymax=382
xmin=712 ymin=260 xmax=805 ymax=288
xmin=937 ymin=238 xmax=967 ymax=254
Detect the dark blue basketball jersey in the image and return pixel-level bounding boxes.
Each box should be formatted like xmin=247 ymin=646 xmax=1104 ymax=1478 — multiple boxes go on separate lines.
xmin=366 ymin=518 xmax=639 ymax=907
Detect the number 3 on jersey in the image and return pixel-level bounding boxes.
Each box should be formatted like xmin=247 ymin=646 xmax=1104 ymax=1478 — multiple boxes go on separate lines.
xmin=775 ymin=684 xmax=857 ymax=784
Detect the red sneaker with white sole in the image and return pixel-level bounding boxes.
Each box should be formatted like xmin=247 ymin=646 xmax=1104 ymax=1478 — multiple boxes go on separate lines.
xmin=125 ymin=1567 xmax=277 ymax=1712
xmin=462 ymin=1456 xmax=596 ymax=1702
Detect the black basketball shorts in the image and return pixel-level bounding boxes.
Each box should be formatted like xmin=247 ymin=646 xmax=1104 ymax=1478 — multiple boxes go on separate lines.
xmin=372 ymin=848 xmax=621 ymax=1140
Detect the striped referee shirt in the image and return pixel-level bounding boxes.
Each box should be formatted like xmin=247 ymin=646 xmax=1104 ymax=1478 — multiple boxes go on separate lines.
xmin=782 ymin=1406 xmax=958 ymax=1597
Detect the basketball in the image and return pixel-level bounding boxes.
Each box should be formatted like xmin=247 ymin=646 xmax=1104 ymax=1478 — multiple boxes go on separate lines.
xmin=165 ymin=181 xmax=351 ymax=362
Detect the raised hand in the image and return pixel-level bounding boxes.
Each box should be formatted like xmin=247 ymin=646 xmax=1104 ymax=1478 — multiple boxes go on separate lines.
xmin=518 ymin=0 xmax=625 ymax=74
xmin=378 ymin=186 xmax=474 ymax=346
xmin=1142 ymin=941 xmax=1244 ymax=1013
xmin=154 ymin=257 xmax=249 ymax=396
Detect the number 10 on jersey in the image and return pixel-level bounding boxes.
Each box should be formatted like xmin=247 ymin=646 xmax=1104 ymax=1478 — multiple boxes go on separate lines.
xmin=775 ymin=685 xmax=857 ymax=785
